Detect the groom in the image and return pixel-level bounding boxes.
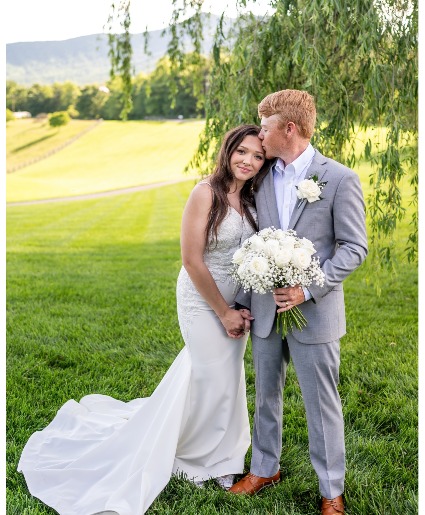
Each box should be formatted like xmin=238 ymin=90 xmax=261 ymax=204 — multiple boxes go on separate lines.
xmin=230 ymin=90 xmax=368 ymax=515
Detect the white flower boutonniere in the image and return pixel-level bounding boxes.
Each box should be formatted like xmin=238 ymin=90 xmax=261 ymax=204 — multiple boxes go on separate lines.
xmin=296 ymin=174 xmax=327 ymax=208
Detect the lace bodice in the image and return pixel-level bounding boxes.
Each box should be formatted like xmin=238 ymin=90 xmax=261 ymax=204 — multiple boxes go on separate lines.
xmin=203 ymin=207 xmax=257 ymax=282
xmin=176 ymin=207 xmax=256 ymax=340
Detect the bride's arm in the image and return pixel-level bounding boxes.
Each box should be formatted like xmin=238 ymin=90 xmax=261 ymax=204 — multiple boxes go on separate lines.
xmin=180 ymin=183 xmax=246 ymax=338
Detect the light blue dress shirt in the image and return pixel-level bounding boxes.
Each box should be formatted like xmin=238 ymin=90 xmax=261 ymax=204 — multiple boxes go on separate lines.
xmin=272 ymin=143 xmax=315 ymax=301
xmin=273 ymin=143 xmax=315 ymax=230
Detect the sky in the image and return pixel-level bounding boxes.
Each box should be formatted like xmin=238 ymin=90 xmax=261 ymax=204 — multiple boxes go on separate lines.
xmin=3 ymin=0 xmax=273 ymax=44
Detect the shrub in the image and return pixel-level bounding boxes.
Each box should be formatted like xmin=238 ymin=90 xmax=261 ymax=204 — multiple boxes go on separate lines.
xmin=6 ymin=108 xmax=15 ymax=122
xmin=48 ymin=111 xmax=71 ymax=128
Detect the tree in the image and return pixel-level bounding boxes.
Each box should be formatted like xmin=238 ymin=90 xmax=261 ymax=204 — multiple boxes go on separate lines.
xmin=129 ymin=74 xmax=149 ymax=120
xmin=6 ymin=81 xmax=28 ymax=112
xmin=51 ymin=82 xmax=81 ymax=113
xmin=142 ymin=55 xmax=207 ymax=118
xmin=100 ymin=77 xmax=127 ymax=120
xmin=48 ymin=111 xmax=71 ymax=128
xmin=75 ymin=85 xmax=109 ymax=119
xmin=26 ymin=84 xmax=55 ymax=116
xmin=108 ymin=0 xmax=418 ymax=267
xmin=6 ymin=81 xmax=80 ymax=117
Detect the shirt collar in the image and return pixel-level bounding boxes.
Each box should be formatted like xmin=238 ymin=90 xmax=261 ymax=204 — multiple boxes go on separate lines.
xmin=273 ymin=144 xmax=315 ymax=178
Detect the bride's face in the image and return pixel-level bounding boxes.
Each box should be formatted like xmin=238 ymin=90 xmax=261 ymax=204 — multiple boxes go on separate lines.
xmin=230 ymin=135 xmax=266 ymax=183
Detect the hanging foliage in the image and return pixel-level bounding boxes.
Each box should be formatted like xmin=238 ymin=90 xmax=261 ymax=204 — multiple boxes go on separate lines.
xmin=107 ymin=0 xmax=418 ymax=266
xmin=105 ymin=1 xmax=133 ymax=120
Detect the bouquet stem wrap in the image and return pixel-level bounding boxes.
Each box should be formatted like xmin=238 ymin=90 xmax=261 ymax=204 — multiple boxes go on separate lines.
xmin=277 ymin=306 xmax=308 ymax=339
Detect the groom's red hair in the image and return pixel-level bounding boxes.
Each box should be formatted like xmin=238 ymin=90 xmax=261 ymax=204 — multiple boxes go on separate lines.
xmin=258 ymin=89 xmax=316 ymax=140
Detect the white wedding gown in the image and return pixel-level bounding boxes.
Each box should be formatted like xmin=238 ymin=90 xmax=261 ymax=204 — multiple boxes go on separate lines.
xmin=18 ymin=206 xmax=255 ymax=515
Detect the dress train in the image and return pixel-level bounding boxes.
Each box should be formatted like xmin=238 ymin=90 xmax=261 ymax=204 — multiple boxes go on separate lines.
xmin=18 ymin=207 xmax=254 ymax=514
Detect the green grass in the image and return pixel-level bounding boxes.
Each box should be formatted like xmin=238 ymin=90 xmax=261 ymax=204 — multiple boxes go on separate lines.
xmin=7 ymin=175 xmax=417 ymax=514
xmin=6 ymin=118 xmax=96 ymax=172
xmin=6 ymin=119 xmax=204 ymax=202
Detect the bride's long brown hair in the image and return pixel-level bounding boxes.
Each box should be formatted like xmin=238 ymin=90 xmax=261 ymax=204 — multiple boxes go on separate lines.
xmin=205 ymin=124 xmax=271 ymax=248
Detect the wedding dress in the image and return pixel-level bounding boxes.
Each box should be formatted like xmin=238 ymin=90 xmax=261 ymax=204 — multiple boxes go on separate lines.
xmin=18 ymin=205 xmax=255 ymax=515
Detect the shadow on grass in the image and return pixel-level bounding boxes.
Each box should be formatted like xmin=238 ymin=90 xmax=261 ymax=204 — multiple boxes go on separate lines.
xmin=11 ymin=132 xmax=58 ymax=153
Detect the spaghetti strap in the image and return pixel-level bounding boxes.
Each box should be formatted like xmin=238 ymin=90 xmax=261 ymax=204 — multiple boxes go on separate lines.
xmin=198 ymin=180 xmax=212 ymax=188
xmin=198 ymin=180 xmax=214 ymax=203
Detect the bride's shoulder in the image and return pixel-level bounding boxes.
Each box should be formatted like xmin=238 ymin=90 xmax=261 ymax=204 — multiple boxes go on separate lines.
xmin=197 ymin=178 xmax=213 ymax=189
xmin=187 ymin=179 xmax=214 ymax=210
xmin=193 ymin=178 xmax=214 ymax=197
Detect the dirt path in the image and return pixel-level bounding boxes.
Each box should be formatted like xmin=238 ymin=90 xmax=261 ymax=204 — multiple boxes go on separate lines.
xmin=7 ymin=177 xmax=196 ymax=207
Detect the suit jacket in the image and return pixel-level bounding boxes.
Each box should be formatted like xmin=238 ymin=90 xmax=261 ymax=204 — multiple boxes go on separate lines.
xmin=236 ymin=150 xmax=368 ymax=344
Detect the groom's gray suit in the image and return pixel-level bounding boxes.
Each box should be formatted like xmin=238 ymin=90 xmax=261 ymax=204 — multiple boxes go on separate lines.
xmin=236 ymin=150 xmax=368 ymax=498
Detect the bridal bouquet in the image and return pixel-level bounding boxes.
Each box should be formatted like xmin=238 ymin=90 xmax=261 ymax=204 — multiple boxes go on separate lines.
xmin=231 ymin=227 xmax=325 ymax=338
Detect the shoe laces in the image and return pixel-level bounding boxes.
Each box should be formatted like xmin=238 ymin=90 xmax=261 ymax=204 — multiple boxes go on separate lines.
xmin=323 ymin=498 xmax=344 ymax=512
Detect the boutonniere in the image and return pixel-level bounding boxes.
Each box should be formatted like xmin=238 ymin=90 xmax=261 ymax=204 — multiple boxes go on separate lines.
xmin=296 ymin=174 xmax=327 ymax=208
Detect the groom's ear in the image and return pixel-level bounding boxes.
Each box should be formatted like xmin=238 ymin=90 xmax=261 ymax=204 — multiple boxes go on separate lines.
xmin=286 ymin=122 xmax=296 ymax=135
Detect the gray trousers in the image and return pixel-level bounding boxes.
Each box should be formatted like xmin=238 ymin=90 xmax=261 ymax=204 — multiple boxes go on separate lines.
xmin=250 ymin=324 xmax=345 ymax=499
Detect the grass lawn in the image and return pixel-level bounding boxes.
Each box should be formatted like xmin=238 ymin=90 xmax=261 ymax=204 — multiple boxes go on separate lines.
xmin=6 ymin=172 xmax=417 ymax=513
xmin=6 ymin=119 xmax=204 ymax=203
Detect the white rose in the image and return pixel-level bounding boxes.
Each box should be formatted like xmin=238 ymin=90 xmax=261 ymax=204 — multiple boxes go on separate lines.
xmin=299 ymin=237 xmax=316 ymax=256
xmin=279 ymin=235 xmax=296 ymax=251
xmin=274 ymin=248 xmax=293 ymax=268
xmin=248 ymin=234 xmax=266 ymax=252
xmin=232 ymin=247 xmax=246 ymax=264
xmin=272 ymin=229 xmax=285 ymax=240
xmin=297 ymin=179 xmax=322 ymax=202
xmin=249 ymin=256 xmax=270 ymax=275
xmin=292 ymin=247 xmax=312 ymax=269
xmin=264 ymin=238 xmax=280 ymax=257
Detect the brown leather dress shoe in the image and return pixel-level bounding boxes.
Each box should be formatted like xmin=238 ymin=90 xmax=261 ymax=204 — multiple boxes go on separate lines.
xmin=228 ymin=471 xmax=280 ymax=495
xmin=321 ymin=495 xmax=345 ymax=514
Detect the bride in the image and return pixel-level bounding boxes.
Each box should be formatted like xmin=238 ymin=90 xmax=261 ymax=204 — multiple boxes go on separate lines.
xmin=18 ymin=124 xmax=269 ymax=514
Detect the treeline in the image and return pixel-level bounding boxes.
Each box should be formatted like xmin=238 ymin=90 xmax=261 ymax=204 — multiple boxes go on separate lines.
xmin=6 ymin=54 xmax=209 ymax=120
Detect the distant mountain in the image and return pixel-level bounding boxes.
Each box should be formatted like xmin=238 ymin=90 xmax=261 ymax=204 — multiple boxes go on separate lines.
xmin=6 ymin=13 xmax=228 ymax=86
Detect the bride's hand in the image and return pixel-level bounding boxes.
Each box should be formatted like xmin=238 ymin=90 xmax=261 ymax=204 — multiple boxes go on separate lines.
xmin=219 ymin=308 xmax=246 ymax=339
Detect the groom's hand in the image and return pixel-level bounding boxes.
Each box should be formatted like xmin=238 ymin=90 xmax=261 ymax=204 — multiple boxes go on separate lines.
xmin=239 ymin=309 xmax=254 ymax=333
xmin=273 ymin=285 xmax=305 ymax=313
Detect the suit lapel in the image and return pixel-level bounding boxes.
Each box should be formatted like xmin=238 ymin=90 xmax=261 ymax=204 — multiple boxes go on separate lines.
xmin=289 ymin=150 xmax=328 ymax=230
xmin=262 ymin=164 xmax=281 ymax=229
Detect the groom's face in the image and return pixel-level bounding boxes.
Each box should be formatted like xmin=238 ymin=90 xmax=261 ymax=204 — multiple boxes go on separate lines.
xmin=259 ymin=115 xmax=287 ymax=159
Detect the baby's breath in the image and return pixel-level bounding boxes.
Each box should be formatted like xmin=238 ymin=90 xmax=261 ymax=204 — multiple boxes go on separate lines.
xmin=231 ymin=228 xmax=325 ymax=337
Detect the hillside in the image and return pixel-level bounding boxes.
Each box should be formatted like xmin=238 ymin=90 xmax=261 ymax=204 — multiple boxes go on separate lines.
xmin=6 ymin=119 xmax=205 ymax=202
xmin=6 ymin=13 xmax=228 ymax=86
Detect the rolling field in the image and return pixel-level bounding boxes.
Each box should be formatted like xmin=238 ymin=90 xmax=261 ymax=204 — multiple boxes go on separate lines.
xmin=6 ymin=119 xmax=204 ymax=202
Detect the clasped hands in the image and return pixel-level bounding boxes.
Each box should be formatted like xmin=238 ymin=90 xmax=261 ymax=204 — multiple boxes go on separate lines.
xmin=223 ymin=285 xmax=305 ymax=338
xmin=221 ymin=308 xmax=254 ymax=339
